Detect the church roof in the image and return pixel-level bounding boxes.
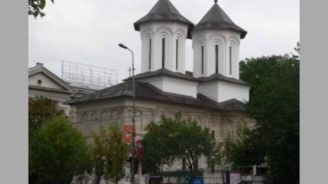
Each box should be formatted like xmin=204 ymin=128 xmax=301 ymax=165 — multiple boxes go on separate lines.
xmin=123 ymin=68 xmax=249 ymax=86
xmin=195 ymin=2 xmax=247 ymax=39
xmin=199 ymin=73 xmax=250 ymax=86
xmin=124 ymin=68 xmax=199 ymax=82
xmin=66 ymin=80 xmax=247 ymax=112
xmin=134 ymin=0 xmax=194 ymax=38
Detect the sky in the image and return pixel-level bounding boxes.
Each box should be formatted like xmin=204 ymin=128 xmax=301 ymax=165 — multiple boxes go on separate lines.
xmin=28 ymin=0 xmax=299 ymax=82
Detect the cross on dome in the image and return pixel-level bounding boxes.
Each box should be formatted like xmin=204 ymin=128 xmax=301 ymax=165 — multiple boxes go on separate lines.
xmin=214 ymin=0 xmax=218 ymax=4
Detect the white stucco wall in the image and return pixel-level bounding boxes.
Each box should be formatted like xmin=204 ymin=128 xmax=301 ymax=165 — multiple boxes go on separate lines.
xmin=138 ymin=76 xmax=198 ymax=98
xmin=192 ymin=30 xmax=241 ymax=79
xmin=162 ymin=77 xmax=198 ymax=98
xmin=138 ymin=76 xmax=163 ymax=90
xmin=139 ymin=22 xmax=188 ymax=73
xmin=29 ymin=73 xmax=66 ymax=90
xmin=218 ymin=81 xmax=250 ymax=102
xmin=197 ymin=81 xmax=219 ymax=102
xmin=198 ymin=80 xmax=249 ymax=103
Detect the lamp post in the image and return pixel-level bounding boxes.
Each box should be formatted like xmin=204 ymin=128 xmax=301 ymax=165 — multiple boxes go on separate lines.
xmin=118 ymin=43 xmax=136 ymax=184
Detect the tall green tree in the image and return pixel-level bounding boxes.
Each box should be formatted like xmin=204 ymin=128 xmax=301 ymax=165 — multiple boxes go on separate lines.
xmin=29 ymin=116 xmax=90 ymax=184
xmin=224 ymin=128 xmax=266 ymax=168
xmin=91 ymin=125 xmax=129 ymax=184
xmin=29 ymin=96 xmax=65 ymax=137
xmin=28 ymin=0 xmax=54 ymax=18
xmin=142 ymin=115 xmax=216 ymax=173
xmin=236 ymin=55 xmax=299 ymax=184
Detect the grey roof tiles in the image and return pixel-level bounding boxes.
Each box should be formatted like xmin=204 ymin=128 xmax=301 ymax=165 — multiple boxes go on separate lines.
xmin=195 ymin=3 xmax=247 ymax=38
xmin=134 ymin=0 xmax=194 ymax=38
xmin=67 ymin=80 xmax=247 ymax=112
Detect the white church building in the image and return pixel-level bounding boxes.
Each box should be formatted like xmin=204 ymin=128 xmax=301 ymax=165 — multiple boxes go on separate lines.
xmin=67 ymin=0 xmax=255 ymax=172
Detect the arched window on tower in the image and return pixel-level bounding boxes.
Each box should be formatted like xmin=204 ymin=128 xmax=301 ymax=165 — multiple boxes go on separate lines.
xmin=229 ymin=46 xmax=232 ymax=75
xmin=162 ymin=38 xmax=165 ymax=69
xmin=201 ymin=46 xmax=204 ymax=75
xmin=149 ymin=39 xmax=152 ymax=70
xmin=176 ymin=39 xmax=179 ymax=70
xmin=215 ymin=45 xmax=219 ymax=73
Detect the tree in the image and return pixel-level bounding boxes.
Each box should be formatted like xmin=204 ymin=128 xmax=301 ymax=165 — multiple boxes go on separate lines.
xmin=29 ymin=96 xmax=65 ymax=137
xmin=29 ymin=116 xmax=90 ymax=184
xmin=236 ymin=55 xmax=299 ymax=184
xmin=91 ymin=125 xmax=129 ymax=184
xmin=212 ymin=142 xmax=231 ymax=184
xmin=142 ymin=115 xmax=216 ymax=173
xmin=225 ymin=128 xmax=266 ymax=168
xmin=28 ymin=0 xmax=54 ymax=18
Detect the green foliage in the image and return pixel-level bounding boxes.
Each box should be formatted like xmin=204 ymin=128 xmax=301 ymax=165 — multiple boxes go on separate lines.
xmin=29 ymin=96 xmax=65 ymax=137
xmin=28 ymin=0 xmax=54 ymax=18
xmin=29 ymin=116 xmax=90 ymax=184
xmin=91 ymin=125 xmax=129 ymax=184
xmin=225 ymin=129 xmax=266 ymax=168
xmin=237 ymin=55 xmax=299 ymax=184
xmin=142 ymin=115 xmax=216 ymax=173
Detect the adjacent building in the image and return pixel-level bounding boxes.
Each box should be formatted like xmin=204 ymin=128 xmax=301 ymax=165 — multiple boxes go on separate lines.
xmin=29 ymin=62 xmax=96 ymax=120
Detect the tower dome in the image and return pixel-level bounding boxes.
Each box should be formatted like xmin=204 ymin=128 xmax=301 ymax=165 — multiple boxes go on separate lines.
xmin=195 ymin=1 xmax=247 ymax=38
xmin=134 ymin=0 xmax=194 ymax=38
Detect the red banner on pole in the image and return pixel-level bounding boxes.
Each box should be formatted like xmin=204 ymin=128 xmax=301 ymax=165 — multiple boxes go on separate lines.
xmin=136 ymin=140 xmax=143 ymax=160
xmin=124 ymin=124 xmax=134 ymax=134
xmin=123 ymin=134 xmax=132 ymax=144
xmin=123 ymin=124 xmax=134 ymax=144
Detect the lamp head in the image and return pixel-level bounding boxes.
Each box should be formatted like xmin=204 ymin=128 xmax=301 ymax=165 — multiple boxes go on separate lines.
xmin=118 ymin=43 xmax=128 ymax=49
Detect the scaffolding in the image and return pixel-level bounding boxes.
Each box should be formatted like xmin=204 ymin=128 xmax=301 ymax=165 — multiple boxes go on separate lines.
xmin=61 ymin=60 xmax=118 ymax=90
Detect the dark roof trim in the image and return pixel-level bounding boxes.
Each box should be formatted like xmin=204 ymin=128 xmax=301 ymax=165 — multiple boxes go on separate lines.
xmin=29 ymin=85 xmax=72 ymax=94
xmin=67 ymin=80 xmax=247 ymax=112
xmin=195 ymin=3 xmax=247 ymax=39
xmin=134 ymin=0 xmax=194 ymax=39
xmin=199 ymin=73 xmax=250 ymax=86
xmin=126 ymin=69 xmax=249 ymax=86
xmin=124 ymin=69 xmax=200 ymax=82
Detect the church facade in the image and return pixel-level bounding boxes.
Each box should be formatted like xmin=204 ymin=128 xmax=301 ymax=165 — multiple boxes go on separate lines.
xmin=67 ymin=0 xmax=255 ymax=147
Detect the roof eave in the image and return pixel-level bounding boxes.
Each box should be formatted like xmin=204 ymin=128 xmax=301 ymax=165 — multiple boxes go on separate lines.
xmin=134 ymin=20 xmax=194 ymax=39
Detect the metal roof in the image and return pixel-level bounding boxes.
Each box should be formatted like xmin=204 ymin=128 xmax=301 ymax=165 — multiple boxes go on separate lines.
xmin=124 ymin=69 xmax=199 ymax=82
xmin=123 ymin=69 xmax=249 ymax=86
xmin=66 ymin=80 xmax=247 ymax=112
xmin=195 ymin=2 xmax=247 ymax=39
xmin=199 ymin=73 xmax=250 ymax=86
xmin=134 ymin=0 xmax=194 ymax=39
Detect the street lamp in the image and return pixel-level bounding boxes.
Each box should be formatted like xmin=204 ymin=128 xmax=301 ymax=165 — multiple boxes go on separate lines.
xmin=118 ymin=43 xmax=136 ymax=184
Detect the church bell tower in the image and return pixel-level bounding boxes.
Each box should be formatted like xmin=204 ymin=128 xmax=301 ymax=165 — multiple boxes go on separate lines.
xmin=192 ymin=0 xmax=247 ymax=79
xmin=134 ymin=0 xmax=194 ymax=74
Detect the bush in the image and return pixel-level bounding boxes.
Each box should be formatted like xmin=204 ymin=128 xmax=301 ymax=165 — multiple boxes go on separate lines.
xmin=29 ymin=116 xmax=90 ymax=184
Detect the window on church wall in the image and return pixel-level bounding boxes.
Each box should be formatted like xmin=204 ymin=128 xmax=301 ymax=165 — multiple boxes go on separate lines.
xmin=229 ymin=46 xmax=232 ymax=75
xmin=162 ymin=38 xmax=165 ymax=69
xmin=110 ymin=110 xmax=118 ymax=127
xmin=201 ymin=46 xmax=204 ymax=74
xmin=81 ymin=113 xmax=88 ymax=123
xmin=101 ymin=111 xmax=110 ymax=124
xmin=220 ymin=120 xmax=233 ymax=138
xmin=149 ymin=39 xmax=152 ymax=70
xmin=215 ymin=45 xmax=219 ymax=73
xmin=176 ymin=39 xmax=179 ymax=70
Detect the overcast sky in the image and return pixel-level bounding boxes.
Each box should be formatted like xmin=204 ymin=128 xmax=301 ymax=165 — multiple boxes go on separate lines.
xmin=29 ymin=0 xmax=299 ymax=82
